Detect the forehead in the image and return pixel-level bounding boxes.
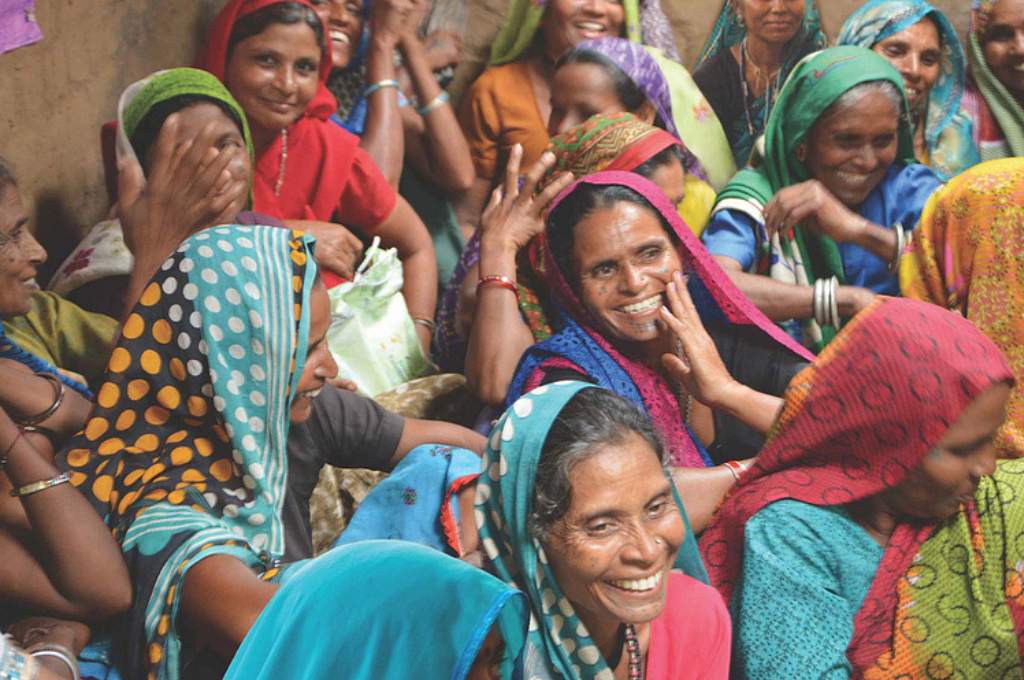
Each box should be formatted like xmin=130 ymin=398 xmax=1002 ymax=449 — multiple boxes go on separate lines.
xmin=173 ymin=101 xmax=241 ymax=139
xmin=878 ymin=16 xmax=941 ymax=49
xmin=237 ymin=20 xmax=321 ymax=54
xmin=815 ymin=90 xmax=900 ymax=135
xmin=555 ymin=62 xmax=615 ymax=94
xmin=572 ymin=201 xmax=669 ymax=259
xmin=989 ymin=0 xmax=1024 ymax=26
xmin=565 ymin=434 xmax=667 ymax=510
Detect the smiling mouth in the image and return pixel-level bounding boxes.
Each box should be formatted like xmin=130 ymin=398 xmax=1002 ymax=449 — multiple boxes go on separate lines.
xmin=297 ymin=386 xmax=323 ymax=401
xmin=262 ymin=99 xmax=296 ymax=114
xmin=330 ymin=29 xmax=351 ymax=46
xmin=607 ymin=570 xmax=663 ymax=593
xmin=575 ymin=21 xmax=608 ymax=34
xmin=616 ymin=294 xmax=663 ymax=316
xmin=21 ymin=276 xmax=38 ymax=290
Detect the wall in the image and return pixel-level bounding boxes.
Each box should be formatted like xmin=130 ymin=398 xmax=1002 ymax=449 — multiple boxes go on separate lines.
xmin=0 ymin=0 xmax=224 ymax=277
xmin=0 ymin=0 xmax=972 ymax=279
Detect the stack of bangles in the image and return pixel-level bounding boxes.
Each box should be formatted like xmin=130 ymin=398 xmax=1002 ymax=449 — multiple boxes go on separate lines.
xmin=477 ymin=275 xmax=518 ymax=297
xmin=1 ymin=634 xmax=80 ymax=680
xmin=722 ymin=460 xmax=750 ymax=482
xmin=812 ymin=276 xmax=840 ymax=330
xmin=412 ymin=316 xmax=435 ymax=333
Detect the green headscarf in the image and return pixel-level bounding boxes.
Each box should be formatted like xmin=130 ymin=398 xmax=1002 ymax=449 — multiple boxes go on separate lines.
xmin=118 ymin=67 xmax=255 ymax=187
xmin=488 ymin=0 xmax=678 ymax=66
xmin=714 ymin=47 xmax=915 ymax=347
xmin=969 ymin=0 xmax=1024 ymax=159
xmin=476 ymin=381 xmax=707 ymax=680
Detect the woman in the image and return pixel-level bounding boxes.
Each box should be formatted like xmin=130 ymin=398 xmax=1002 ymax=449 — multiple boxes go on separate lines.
xmin=962 ymin=0 xmax=1024 ymax=161
xmin=455 ymin=0 xmax=678 ymax=231
xmin=700 ymin=297 xmax=1023 ymax=677
xmin=198 ymin=0 xmax=437 ymax=350
xmin=551 ymin=37 xmax=736 ymax=192
xmin=901 ymin=158 xmax=1024 ymax=456
xmin=837 ymin=0 xmax=980 ymax=180
xmin=702 ymin=47 xmax=943 ymax=351
xmin=438 ymin=114 xmax=713 ymax=403
xmin=225 ymin=541 xmax=528 ymax=679
xmin=311 ymin=0 xmax=473 ymax=291
xmin=476 ymin=382 xmax=730 ymax=679
xmin=693 ymin=0 xmax=826 ymax=167
xmin=63 ymin=224 xmax=335 ymax=679
xmin=508 ymin=171 xmax=813 ymax=472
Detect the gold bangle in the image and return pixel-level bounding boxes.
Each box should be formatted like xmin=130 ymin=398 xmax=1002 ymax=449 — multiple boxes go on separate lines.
xmin=10 ymin=472 xmax=71 ymax=498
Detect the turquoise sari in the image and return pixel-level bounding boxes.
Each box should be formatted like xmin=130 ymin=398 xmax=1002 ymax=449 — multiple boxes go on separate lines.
xmin=225 ymin=541 xmax=529 ymax=679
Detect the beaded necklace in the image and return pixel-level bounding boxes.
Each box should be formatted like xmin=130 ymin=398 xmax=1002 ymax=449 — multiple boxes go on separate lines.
xmin=625 ymin=623 xmax=643 ymax=679
xmin=274 ymin=127 xmax=288 ymax=197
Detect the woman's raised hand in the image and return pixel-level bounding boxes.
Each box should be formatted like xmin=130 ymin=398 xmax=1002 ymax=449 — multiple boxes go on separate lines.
xmin=372 ymin=0 xmax=417 ymax=42
xmin=479 ymin=144 xmax=574 ymax=253
xmin=658 ymin=271 xmax=739 ymax=409
xmin=763 ymin=179 xmax=868 ymax=245
xmin=118 ymin=114 xmax=248 ymax=261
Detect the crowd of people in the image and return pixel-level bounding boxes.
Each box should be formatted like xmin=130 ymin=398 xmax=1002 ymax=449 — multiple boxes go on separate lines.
xmin=3 ymin=0 xmax=1024 ymax=678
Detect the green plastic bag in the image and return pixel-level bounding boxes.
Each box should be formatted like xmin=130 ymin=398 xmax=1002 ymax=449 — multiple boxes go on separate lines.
xmin=326 ymin=238 xmax=433 ymax=396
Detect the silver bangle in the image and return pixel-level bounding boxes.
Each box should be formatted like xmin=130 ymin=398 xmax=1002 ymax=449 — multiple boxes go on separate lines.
xmin=29 ymin=646 xmax=78 ymax=680
xmin=888 ymin=222 xmax=905 ymax=274
xmin=828 ymin=276 xmax=840 ymax=330
xmin=415 ymin=90 xmax=449 ymax=116
xmin=813 ymin=279 xmax=826 ymax=328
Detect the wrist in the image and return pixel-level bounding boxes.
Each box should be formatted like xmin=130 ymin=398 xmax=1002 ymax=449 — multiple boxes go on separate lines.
xmin=371 ymin=32 xmax=400 ymax=52
xmin=707 ymin=378 xmax=745 ymax=412
xmin=479 ymin=234 xmax=519 ymax=264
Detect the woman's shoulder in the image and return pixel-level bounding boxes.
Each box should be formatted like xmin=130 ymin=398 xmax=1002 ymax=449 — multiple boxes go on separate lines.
xmin=747 ymin=499 xmax=866 ymax=552
xmin=466 ymin=62 xmax=531 ymax=95
xmin=665 ymin=571 xmax=727 ymax=617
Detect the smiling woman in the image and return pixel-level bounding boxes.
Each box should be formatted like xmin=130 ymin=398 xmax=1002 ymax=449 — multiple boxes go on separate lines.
xmin=837 ymin=0 xmax=980 ymax=180
xmin=702 ymin=47 xmax=943 ymax=351
xmin=477 ymin=382 xmax=730 ymax=679
xmin=507 ymin=171 xmax=812 ymax=474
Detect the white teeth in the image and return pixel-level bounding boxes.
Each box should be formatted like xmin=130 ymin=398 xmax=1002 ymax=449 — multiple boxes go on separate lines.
xmin=609 ymin=571 xmax=663 ymax=592
xmin=330 ymin=30 xmax=350 ymax=45
xmin=1014 ymin=64 xmax=1024 ymax=73
xmin=619 ymin=296 xmax=662 ymax=315
xmin=22 ymin=278 xmax=38 ymax=290
xmin=576 ymin=22 xmax=605 ymax=31
xmin=835 ymin=172 xmax=871 ymax=185
xmin=302 ymin=387 xmax=322 ymax=400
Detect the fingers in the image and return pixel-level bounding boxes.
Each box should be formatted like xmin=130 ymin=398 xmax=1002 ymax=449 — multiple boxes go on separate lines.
xmin=518 ymin=150 xmax=556 ymax=201
xmin=502 ymin=143 xmax=523 ymax=203
xmin=144 ymin=114 xmax=183 ymax=188
xmin=660 ymin=352 xmax=692 ymax=381
xmin=533 ymin=169 xmax=575 ymax=214
xmin=116 ymin=154 xmax=147 ymax=218
xmin=481 ymin=186 xmax=503 ymax=227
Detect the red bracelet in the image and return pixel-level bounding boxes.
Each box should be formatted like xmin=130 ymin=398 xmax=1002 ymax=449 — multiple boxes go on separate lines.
xmin=477 ymin=275 xmax=518 ymax=296
xmin=722 ymin=460 xmax=748 ymax=482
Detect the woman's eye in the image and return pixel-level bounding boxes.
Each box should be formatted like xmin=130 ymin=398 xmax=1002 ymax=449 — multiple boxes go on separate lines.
xmin=592 ymin=264 xmax=616 ymax=279
xmin=255 ymin=54 xmax=276 ymax=66
xmin=297 ymin=60 xmax=319 ymax=74
xmin=587 ymin=521 xmax=615 ymax=535
xmin=639 ymin=247 xmax=662 ymax=262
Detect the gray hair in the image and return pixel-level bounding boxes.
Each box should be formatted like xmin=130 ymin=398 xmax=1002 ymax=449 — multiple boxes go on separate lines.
xmin=828 ymin=80 xmax=903 ymax=118
xmin=0 ymin=157 xmax=16 ymax=195
xmin=529 ymin=387 xmax=668 ymax=538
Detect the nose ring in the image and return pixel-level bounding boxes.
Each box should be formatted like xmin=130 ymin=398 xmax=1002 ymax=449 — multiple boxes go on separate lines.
xmin=654 ymin=537 xmax=663 ymax=545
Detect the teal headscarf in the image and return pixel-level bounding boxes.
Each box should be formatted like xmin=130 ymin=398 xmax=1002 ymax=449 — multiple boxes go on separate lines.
xmin=225 ymin=541 xmax=530 ymax=679
xmin=837 ymin=0 xmax=980 ymax=180
xmin=63 ymin=225 xmax=317 ymax=678
xmin=476 ymin=381 xmax=707 ymax=680
xmin=697 ymin=0 xmax=826 ymax=69
xmin=713 ymin=47 xmax=915 ymax=349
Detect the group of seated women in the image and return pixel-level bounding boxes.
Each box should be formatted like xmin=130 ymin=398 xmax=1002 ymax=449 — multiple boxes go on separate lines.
xmin=4 ymin=0 xmax=1024 ymax=678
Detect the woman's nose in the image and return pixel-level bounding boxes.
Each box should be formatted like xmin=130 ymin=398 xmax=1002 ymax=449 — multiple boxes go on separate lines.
xmin=619 ymin=263 xmax=646 ymax=293
xmin=621 ymin=526 xmax=662 ymax=565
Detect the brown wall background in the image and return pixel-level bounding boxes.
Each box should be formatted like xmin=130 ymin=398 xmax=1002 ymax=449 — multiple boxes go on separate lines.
xmin=0 ymin=0 xmax=969 ymax=275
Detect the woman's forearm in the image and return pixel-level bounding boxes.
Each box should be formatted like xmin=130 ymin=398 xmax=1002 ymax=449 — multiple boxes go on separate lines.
xmin=399 ymin=36 xmax=474 ymax=194
xmin=850 ymin=219 xmax=899 ymax=262
xmin=1 ymin=415 xmax=130 ymax=620
xmin=710 ymin=382 xmax=783 ymax=435
xmin=371 ymin=197 xmax=438 ymax=321
xmin=465 ymin=246 xmax=535 ymax=406
xmin=670 ymin=463 xmax=750 ymax=535
xmin=712 ymin=257 xmax=814 ymax=321
xmin=0 ymin=365 xmax=91 ymax=439
xmin=360 ymin=35 xmax=405 ymax=187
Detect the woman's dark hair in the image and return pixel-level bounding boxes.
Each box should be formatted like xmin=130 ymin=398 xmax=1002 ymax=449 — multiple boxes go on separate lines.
xmin=529 ymin=388 xmax=667 ymax=537
xmin=227 ymin=2 xmax=325 ymax=57
xmin=130 ymin=95 xmax=245 ymax=171
xmin=555 ymin=47 xmax=648 ymax=113
xmin=546 ymin=182 xmax=677 ymax=282
xmin=633 ymin=143 xmax=691 ymax=177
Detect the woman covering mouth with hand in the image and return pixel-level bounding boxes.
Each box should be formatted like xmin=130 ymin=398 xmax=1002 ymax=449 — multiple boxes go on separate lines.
xmin=701 ymin=47 xmax=943 ymax=351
